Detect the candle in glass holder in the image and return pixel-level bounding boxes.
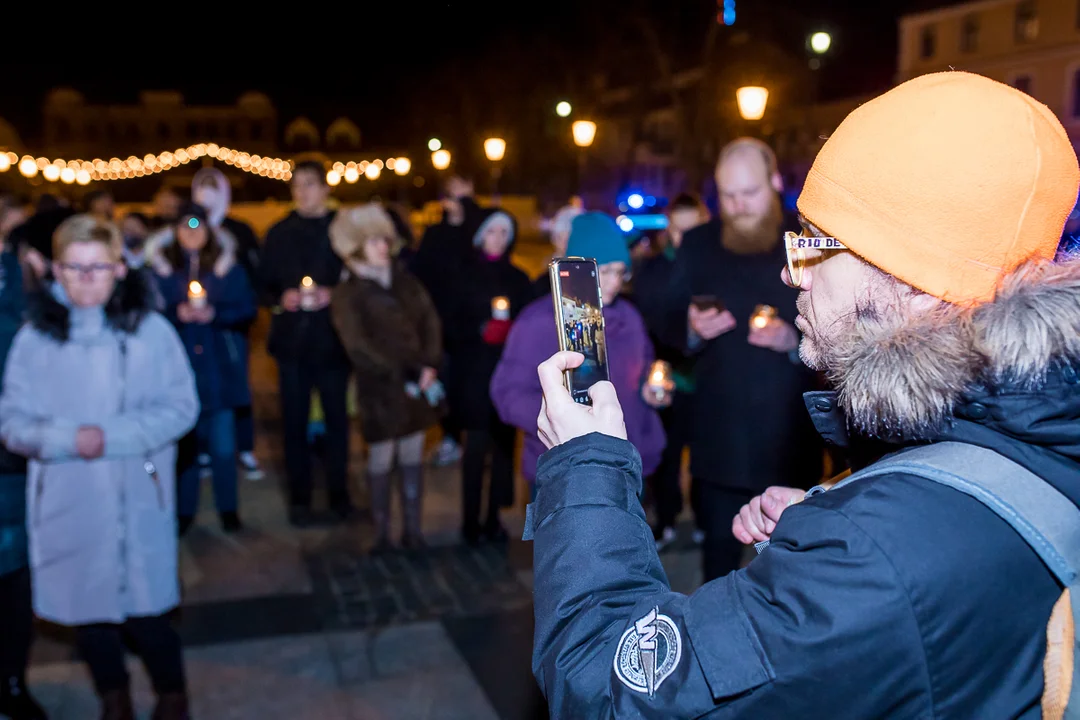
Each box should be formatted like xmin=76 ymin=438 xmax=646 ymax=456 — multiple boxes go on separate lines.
xmin=646 ymin=360 xmax=675 ymax=403
xmin=492 ymin=296 xmax=510 ymax=320
xmin=751 ymin=304 xmax=778 ymax=329
xmin=300 ymin=276 xmax=317 ymax=311
xmin=187 ymin=281 xmax=207 ymax=310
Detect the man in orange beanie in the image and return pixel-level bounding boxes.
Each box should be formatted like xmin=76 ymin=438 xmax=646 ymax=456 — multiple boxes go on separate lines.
xmin=524 ymin=71 xmax=1080 ymax=717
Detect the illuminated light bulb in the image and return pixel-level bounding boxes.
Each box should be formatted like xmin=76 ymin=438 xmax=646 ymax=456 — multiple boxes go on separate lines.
xmin=373 ymin=159 xmax=384 ymax=170
xmin=428 ymin=138 xmax=441 ymax=151
xmin=60 ymin=167 xmax=76 ymax=184
xmin=0 ymin=155 xmax=9 ymax=172
xmin=484 ymin=137 xmax=506 ymax=162
xmin=556 ymin=101 xmax=572 ymax=117
xmin=432 ymin=149 xmax=451 ymax=170
xmin=18 ymin=157 xmax=38 ymax=177
xmin=364 ymin=163 xmax=381 ymax=180
xmin=394 ymin=157 xmax=411 ymax=175
xmin=344 ymin=167 xmax=359 ymax=183
xmin=326 ymin=170 xmax=341 ymax=186
xmin=359 ymin=160 xmax=369 ymax=171
xmin=5 ymin=152 xmax=15 ymax=164
xmin=42 ymin=165 xmax=60 ymax=181
xmin=207 ymin=144 xmax=220 ymax=157
xmin=386 ymin=158 xmax=397 ymax=170
xmin=35 ymin=157 xmax=48 ymax=170
xmin=333 ymin=162 xmax=345 ymax=172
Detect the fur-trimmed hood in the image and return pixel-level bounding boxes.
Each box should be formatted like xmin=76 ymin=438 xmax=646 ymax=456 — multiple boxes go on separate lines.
xmin=826 ymin=258 xmax=1080 ymax=458
xmin=27 ymin=269 xmax=155 ymax=343
xmin=143 ymin=224 xmax=238 ymax=279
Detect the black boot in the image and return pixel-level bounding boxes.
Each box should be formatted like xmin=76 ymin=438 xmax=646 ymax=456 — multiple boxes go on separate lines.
xmin=368 ymin=472 xmax=393 ymax=554
xmin=0 ymin=676 xmax=47 ymax=720
xmin=399 ymin=465 xmax=426 ymax=551
xmin=99 ymin=689 xmax=134 ymax=720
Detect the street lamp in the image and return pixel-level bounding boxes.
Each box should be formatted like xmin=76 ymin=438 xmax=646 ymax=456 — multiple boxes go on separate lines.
xmin=326 ymin=170 xmax=342 ymax=186
xmin=485 ymin=137 xmax=506 ymax=198
xmin=572 ymin=120 xmax=597 ymax=148
xmin=428 ymin=138 xmax=442 ymax=151
xmin=432 ymin=149 xmax=451 ymax=170
xmin=556 ymin=101 xmax=572 ymax=118
xmin=736 ymin=86 xmax=769 ymax=121
xmin=365 ymin=163 xmax=381 ymax=180
xmin=810 ymin=32 xmax=831 ymax=54
xmin=394 ymin=157 xmax=411 ymax=176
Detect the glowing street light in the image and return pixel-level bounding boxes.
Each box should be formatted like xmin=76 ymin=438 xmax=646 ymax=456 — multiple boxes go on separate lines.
xmin=75 ymin=169 xmax=91 ymax=185
xmin=365 ymin=163 xmax=381 ymax=180
xmin=344 ymin=167 xmax=360 ymax=183
xmin=432 ymin=149 xmax=451 ymax=170
xmin=736 ymin=86 xmax=769 ymax=121
xmin=572 ymin=120 xmax=597 ymax=148
xmin=394 ymin=157 xmax=411 ymax=176
xmin=42 ymin=165 xmax=61 ymax=182
xmin=0 ymin=154 xmax=9 ymax=172
xmin=556 ymin=101 xmax=572 ymax=118
xmin=484 ymin=137 xmax=506 ymax=162
xmin=810 ymin=32 xmax=832 ymax=54
xmin=60 ymin=167 xmax=76 ymax=184
xmin=326 ymin=170 xmax=341 ymax=186
xmin=428 ymin=138 xmax=442 ymax=151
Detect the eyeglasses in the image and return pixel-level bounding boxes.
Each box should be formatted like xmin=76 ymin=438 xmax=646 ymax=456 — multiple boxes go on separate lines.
xmin=58 ymin=263 xmax=117 ymax=280
xmin=784 ymin=231 xmax=847 ymax=286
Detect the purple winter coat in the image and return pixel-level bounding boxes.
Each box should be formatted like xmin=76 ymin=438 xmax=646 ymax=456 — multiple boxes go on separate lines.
xmin=490 ymin=296 xmax=665 ymax=483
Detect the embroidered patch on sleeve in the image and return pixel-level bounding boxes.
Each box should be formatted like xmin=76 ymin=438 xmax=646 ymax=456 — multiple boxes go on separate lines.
xmin=614 ymin=606 xmax=682 ymax=697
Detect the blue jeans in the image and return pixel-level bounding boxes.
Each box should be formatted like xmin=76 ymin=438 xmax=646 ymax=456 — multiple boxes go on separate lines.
xmin=178 ymin=409 xmax=238 ymax=516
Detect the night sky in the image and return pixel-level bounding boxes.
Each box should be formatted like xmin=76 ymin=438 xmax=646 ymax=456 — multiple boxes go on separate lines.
xmin=0 ymin=0 xmax=924 ymax=151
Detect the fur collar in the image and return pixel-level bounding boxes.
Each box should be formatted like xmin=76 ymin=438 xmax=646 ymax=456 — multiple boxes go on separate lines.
xmin=830 ymin=258 xmax=1080 ymax=440
xmin=27 ymin=270 xmax=154 ymax=343
xmin=143 ymin=225 xmax=237 ymax=279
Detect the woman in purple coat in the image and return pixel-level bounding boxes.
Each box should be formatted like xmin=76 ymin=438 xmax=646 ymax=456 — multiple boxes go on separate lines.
xmin=490 ymin=212 xmax=666 ymax=498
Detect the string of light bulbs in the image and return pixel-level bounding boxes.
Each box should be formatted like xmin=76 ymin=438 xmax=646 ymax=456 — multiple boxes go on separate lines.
xmin=0 ymin=143 xmax=416 ymax=186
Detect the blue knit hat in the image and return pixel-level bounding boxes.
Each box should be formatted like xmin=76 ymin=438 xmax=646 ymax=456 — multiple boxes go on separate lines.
xmin=565 ymin=212 xmax=632 ymax=267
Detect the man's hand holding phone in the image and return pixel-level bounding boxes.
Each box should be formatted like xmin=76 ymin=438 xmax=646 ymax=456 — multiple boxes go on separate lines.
xmin=537 ymin=351 xmax=627 ymax=449
xmin=689 ymin=305 xmax=738 ymax=341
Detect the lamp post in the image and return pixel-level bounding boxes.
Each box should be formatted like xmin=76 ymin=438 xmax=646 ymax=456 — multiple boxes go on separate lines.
xmin=484 ymin=137 xmax=506 ymax=199
xmin=571 ymin=120 xmax=597 ymax=196
xmin=736 ymin=86 xmax=769 ymax=121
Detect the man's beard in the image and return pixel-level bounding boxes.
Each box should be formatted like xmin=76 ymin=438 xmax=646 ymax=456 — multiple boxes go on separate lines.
xmin=721 ymin=194 xmax=783 ymax=255
xmin=796 ymin=292 xmax=825 ymax=370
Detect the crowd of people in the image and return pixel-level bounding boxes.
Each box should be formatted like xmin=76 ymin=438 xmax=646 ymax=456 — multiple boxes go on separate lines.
xmin=0 ymin=71 xmax=1077 ymax=720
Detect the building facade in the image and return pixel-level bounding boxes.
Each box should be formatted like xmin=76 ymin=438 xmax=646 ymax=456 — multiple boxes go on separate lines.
xmin=41 ymin=89 xmax=280 ymax=160
xmin=898 ymin=0 xmax=1080 ymax=149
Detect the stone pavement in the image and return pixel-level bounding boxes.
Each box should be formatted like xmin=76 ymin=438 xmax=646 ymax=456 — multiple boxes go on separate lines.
xmin=24 ymin=240 xmax=706 ymax=719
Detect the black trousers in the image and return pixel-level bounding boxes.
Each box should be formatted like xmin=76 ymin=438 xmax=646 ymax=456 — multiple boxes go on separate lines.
xmin=76 ymin=614 xmax=185 ymax=696
xmin=651 ymin=391 xmax=703 ymax=530
xmin=0 ymin=566 xmax=33 ymax=680
xmin=699 ymin=484 xmax=755 ymax=583
xmin=461 ymin=420 xmax=515 ymax=533
xmin=277 ymin=360 xmax=351 ymax=508
xmin=439 ymin=353 xmax=462 ymax=445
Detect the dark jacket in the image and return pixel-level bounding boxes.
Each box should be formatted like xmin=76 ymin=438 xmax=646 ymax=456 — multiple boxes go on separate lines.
xmin=149 ymin=234 xmax=256 ymax=414
xmin=530 ymin=259 xmax=1080 ymax=718
xmin=445 ymin=209 xmax=533 ymax=430
xmin=409 ymin=197 xmax=482 ymax=350
xmin=632 ymin=246 xmax=696 ymax=394
xmin=330 ymin=265 xmax=443 ymax=443
xmin=221 ymin=216 xmax=261 ymax=283
xmin=665 ymin=216 xmax=821 ymax=491
xmin=258 ymin=210 xmax=348 ymax=366
xmin=0 ymin=249 xmax=27 ymax=575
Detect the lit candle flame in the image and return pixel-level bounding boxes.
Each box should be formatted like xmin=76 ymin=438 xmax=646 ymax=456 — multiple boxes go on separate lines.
xmin=752 ymin=315 xmax=769 ymax=329
xmin=493 ymin=296 xmax=509 ymax=309
xmin=301 ymin=276 xmax=314 ymax=288
xmin=188 ymin=281 xmax=204 ymax=295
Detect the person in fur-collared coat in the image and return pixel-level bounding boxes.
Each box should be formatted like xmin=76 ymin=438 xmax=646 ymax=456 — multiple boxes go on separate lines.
xmin=329 ymin=203 xmax=444 ymax=552
xmin=147 ymin=203 xmax=256 ymax=535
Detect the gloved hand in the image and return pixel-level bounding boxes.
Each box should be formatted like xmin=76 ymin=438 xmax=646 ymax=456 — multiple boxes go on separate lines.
xmin=481 ymin=319 xmax=512 ymax=345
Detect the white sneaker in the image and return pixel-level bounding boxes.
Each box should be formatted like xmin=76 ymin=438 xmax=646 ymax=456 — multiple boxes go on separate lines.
xmin=654 ymin=526 xmax=677 ymax=551
xmin=239 ymin=452 xmax=264 ymax=481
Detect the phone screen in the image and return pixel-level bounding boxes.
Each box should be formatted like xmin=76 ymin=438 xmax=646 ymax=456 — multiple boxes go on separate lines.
xmin=549 ymin=258 xmax=610 ymax=405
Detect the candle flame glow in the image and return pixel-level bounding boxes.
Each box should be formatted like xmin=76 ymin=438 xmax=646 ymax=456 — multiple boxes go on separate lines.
xmin=301 ymin=276 xmax=314 ymax=288
xmin=189 ymin=281 xmax=204 ymax=295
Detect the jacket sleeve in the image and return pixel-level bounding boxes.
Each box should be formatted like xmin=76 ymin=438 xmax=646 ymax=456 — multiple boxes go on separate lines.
xmin=256 ymin=225 xmax=285 ymax=308
xmin=409 ymin=275 xmax=443 ymax=369
xmin=530 ymin=434 xmax=925 ymax=719
xmin=212 ymin=266 xmax=257 ymax=329
xmin=628 ymin=313 xmax=665 ymax=477
xmin=329 ymin=287 xmax=398 ymax=378
xmin=0 ymin=329 xmax=81 ymax=461
xmin=97 ymin=315 xmax=199 ymax=458
xmin=489 ymin=310 xmax=546 ymax=433
xmin=661 ymin=238 xmax=698 ymax=354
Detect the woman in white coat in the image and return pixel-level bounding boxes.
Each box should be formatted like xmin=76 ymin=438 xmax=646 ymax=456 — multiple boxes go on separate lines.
xmin=0 ymin=214 xmax=199 ymax=720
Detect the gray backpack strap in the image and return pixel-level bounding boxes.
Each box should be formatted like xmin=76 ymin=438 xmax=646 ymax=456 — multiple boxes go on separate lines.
xmin=834 ymin=442 xmax=1080 ymax=718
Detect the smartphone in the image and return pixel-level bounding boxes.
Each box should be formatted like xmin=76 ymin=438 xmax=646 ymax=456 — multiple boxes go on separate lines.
xmin=549 ymin=257 xmax=611 ymax=405
xmin=691 ymin=294 xmax=726 ymax=313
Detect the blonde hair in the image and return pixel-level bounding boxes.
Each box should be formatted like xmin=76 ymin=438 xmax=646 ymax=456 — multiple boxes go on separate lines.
xmin=53 ymin=213 xmax=122 ymax=262
xmin=329 ymin=203 xmax=402 ymax=262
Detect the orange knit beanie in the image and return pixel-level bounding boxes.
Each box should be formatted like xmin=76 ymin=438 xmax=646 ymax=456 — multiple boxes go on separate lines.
xmin=797 ymin=71 xmax=1080 ymax=305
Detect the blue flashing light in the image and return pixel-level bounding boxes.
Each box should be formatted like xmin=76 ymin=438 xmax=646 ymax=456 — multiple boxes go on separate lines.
xmin=723 ymin=0 xmax=735 ymax=25
xmin=645 ymin=196 xmax=657 ymax=207
xmin=617 ymin=214 xmax=668 ymax=232
xmin=616 ymin=215 xmax=635 ymax=232
xmin=187 ymin=217 xmax=200 ymax=229
xmin=627 ymin=193 xmax=645 ymax=210
xmin=618 ymin=202 xmax=629 ymax=213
